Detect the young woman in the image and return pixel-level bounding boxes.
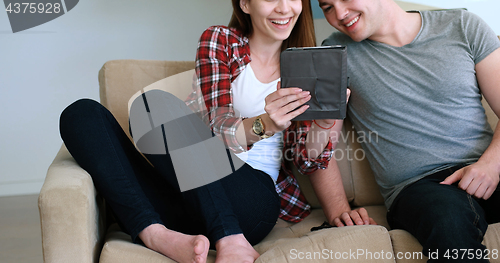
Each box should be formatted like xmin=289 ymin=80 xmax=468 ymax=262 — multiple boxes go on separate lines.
xmin=59 ymin=1 xmax=342 ymax=263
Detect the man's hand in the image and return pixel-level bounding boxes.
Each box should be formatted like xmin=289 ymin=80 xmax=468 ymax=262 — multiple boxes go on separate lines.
xmin=313 ymin=89 xmax=352 ymax=130
xmin=440 ymin=161 xmax=500 ymax=200
xmin=331 ymin=208 xmax=377 ymax=227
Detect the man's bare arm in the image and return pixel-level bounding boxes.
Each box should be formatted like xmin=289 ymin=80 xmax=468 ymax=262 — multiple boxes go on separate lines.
xmin=441 ymin=48 xmax=500 ymax=199
xmin=308 ymin=120 xmax=376 ymax=226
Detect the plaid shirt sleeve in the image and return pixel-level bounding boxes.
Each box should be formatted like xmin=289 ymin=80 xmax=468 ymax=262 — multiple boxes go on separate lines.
xmin=195 ymin=26 xmax=251 ymax=153
xmin=275 ymin=121 xmax=335 ymax=222
xmin=275 ymin=167 xmax=311 ymax=222
xmin=287 ymin=121 xmax=334 ymax=174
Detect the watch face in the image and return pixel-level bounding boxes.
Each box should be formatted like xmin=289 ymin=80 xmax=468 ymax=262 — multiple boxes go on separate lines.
xmin=254 ymin=121 xmax=263 ymax=133
xmin=253 ymin=118 xmax=264 ymax=135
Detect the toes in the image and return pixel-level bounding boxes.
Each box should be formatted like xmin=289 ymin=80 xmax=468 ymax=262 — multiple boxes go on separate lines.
xmin=195 ymin=255 xmax=205 ymax=263
xmin=193 ymin=236 xmax=209 ymax=256
xmin=193 ymin=240 xmax=203 ymax=254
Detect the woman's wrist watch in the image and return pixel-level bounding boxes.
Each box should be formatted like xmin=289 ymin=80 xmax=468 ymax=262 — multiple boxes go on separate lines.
xmin=252 ymin=116 xmax=273 ymax=139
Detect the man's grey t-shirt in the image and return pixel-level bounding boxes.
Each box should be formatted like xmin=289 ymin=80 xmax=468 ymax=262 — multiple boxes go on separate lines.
xmin=323 ymin=9 xmax=500 ymax=208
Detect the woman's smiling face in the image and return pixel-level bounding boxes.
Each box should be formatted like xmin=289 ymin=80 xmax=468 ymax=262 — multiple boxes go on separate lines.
xmin=241 ymin=0 xmax=303 ymax=42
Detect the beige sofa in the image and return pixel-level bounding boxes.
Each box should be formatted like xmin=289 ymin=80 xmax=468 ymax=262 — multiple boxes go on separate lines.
xmin=40 ymin=42 xmax=500 ymax=262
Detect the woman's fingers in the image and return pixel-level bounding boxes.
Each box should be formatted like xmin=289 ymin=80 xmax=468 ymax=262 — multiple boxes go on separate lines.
xmin=285 ymin=104 xmax=309 ymax=119
xmin=267 ymin=104 xmax=309 ymax=131
xmin=269 ymin=94 xmax=310 ymax=116
xmin=264 ymin=88 xmax=310 ymax=130
xmin=265 ymin=87 xmax=303 ymax=104
xmin=265 ymin=90 xmax=310 ymax=114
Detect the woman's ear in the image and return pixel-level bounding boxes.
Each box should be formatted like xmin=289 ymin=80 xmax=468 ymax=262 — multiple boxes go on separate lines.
xmin=240 ymin=0 xmax=250 ymax=14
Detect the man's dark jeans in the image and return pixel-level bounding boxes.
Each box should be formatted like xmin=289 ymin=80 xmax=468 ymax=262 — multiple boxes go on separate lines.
xmin=387 ymin=166 xmax=500 ymax=262
xmin=59 ymin=98 xmax=280 ymax=246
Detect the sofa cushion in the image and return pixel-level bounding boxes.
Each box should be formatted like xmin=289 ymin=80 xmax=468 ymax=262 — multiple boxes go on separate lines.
xmin=99 ymin=212 xmax=395 ymax=263
xmin=99 ymin=230 xmax=178 ymax=263
xmin=255 ymin=225 xmax=394 ymax=263
xmin=99 ymin=210 xmax=500 ymax=263
xmin=483 ymin=223 xmax=500 ymax=263
xmin=389 ymin=230 xmax=428 ymax=263
xmin=339 ymin=117 xmax=386 ymax=207
xmin=483 ymin=97 xmax=499 ymax=130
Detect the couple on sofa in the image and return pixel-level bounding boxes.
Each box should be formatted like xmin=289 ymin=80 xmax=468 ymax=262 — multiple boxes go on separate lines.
xmin=58 ymin=0 xmax=500 ymax=262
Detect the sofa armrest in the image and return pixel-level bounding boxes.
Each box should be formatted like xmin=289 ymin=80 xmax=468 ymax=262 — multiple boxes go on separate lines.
xmin=38 ymin=144 xmax=106 ymax=263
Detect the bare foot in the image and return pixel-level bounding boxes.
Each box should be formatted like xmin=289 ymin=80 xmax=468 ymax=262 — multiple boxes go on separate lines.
xmin=139 ymin=224 xmax=210 ymax=263
xmin=215 ymin=234 xmax=260 ymax=263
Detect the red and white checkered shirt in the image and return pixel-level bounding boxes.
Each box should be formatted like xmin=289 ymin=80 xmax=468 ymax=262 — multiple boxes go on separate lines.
xmin=185 ymin=26 xmax=334 ymax=223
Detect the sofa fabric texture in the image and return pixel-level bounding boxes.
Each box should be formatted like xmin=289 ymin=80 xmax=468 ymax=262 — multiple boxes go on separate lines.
xmin=40 ymin=37 xmax=500 ymax=263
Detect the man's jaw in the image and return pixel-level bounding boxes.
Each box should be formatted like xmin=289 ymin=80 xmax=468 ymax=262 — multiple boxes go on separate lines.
xmin=337 ymin=14 xmax=368 ymax=42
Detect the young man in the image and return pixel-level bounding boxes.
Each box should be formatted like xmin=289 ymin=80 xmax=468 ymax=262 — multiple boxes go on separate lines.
xmin=317 ymin=0 xmax=500 ymax=261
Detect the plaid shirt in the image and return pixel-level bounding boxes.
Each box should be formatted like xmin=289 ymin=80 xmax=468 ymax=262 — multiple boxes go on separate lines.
xmin=186 ymin=26 xmax=334 ymax=223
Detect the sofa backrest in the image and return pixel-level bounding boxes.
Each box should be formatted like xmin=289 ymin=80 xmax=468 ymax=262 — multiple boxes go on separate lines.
xmin=98 ymin=59 xmax=196 ymax=138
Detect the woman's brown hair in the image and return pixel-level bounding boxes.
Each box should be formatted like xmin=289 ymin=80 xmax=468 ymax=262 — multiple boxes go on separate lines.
xmin=228 ymin=0 xmax=317 ymax=50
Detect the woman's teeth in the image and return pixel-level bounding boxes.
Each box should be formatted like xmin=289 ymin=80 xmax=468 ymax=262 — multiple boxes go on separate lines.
xmin=271 ymin=19 xmax=290 ymax=25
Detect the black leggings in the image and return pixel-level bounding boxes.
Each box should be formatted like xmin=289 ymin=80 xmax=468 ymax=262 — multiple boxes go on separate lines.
xmin=59 ymin=98 xmax=280 ymax=246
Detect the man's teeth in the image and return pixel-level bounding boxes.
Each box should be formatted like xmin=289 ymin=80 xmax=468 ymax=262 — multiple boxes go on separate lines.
xmin=272 ymin=19 xmax=290 ymax=25
xmin=346 ymin=16 xmax=359 ymax=27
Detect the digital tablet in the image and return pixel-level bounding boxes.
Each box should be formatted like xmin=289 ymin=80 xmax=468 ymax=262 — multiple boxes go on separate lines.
xmin=280 ymin=45 xmax=348 ymax=121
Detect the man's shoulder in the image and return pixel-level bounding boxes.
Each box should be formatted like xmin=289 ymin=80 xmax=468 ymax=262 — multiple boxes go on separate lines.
xmin=421 ymin=8 xmax=467 ymax=16
xmin=420 ymin=9 xmax=493 ymax=43
xmin=421 ymin=8 xmax=478 ymax=26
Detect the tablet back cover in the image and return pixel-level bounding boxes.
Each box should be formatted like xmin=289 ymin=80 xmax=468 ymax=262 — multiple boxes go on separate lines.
xmin=280 ymin=46 xmax=347 ymax=121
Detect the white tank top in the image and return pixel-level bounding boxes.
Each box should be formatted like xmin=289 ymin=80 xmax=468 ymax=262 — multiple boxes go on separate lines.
xmin=232 ymin=64 xmax=283 ymax=182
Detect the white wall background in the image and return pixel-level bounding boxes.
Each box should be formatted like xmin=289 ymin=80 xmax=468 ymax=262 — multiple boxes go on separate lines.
xmin=0 ymin=0 xmax=232 ymax=197
xmin=0 ymin=0 xmax=498 ymax=197
xmin=410 ymin=0 xmax=500 ymax=34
